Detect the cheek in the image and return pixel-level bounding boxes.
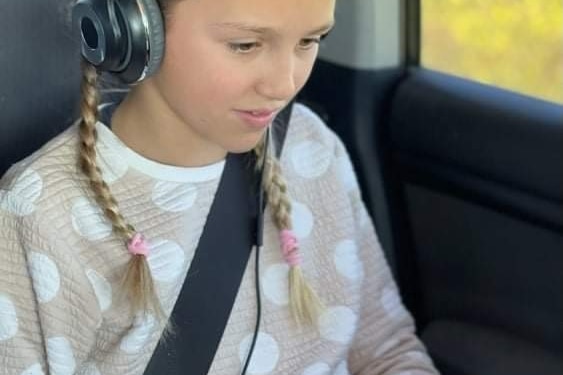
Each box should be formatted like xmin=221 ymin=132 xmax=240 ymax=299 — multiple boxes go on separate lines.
xmin=205 ymin=65 xmax=252 ymax=98
xmin=296 ymin=57 xmax=317 ymax=91
xmin=163 ymin=53 xmax=253 ymax=104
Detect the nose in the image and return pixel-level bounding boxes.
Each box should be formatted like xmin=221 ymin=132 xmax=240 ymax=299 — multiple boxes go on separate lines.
xmin=257 ymin=53 xmax=297 ymax=101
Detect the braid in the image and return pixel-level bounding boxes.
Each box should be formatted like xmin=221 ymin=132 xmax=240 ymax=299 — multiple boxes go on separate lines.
xmin=78 ymin=64 xmax=133 ymax=239
xmin=262 ymin=156 xmax=291 ymax=229
xmin=78 ymin=59 xmax=164 ymax=320
xmin=254 ymin=135 xmax=324 ymax=325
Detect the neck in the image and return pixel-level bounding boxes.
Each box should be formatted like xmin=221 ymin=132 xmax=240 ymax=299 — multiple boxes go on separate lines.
xmin=110 ymin=81 xmax=227 ymax=168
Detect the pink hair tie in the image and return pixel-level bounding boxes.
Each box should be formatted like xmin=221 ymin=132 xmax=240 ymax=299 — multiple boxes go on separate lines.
xmin=127 ymin=233 xmax=149 ymax=257
xmin=280 ymin=229 xmax=302 ymax=267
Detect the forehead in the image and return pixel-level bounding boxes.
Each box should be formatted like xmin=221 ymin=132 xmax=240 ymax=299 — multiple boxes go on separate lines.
xmin=167 ymin=0 xmax=336 ymax=32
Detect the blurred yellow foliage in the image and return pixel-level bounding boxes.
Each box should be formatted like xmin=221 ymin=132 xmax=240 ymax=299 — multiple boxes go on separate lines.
xmin=422 ymin=0 xmax=563 ymax=104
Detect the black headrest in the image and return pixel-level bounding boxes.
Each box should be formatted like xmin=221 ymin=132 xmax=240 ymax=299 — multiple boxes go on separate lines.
xmin=0 ymin=0 xmax=84 ymax=176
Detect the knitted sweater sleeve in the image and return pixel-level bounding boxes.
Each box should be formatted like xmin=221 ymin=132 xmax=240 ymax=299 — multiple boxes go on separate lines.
xmin=330 ymin=138 xmax=440 ymax=375
xmin=0 ymin=169 xmax=101 ymax=375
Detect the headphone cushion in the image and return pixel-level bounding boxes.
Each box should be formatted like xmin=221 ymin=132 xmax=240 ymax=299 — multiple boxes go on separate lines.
xmin=138 ymin=0 xmax=165 ymax=78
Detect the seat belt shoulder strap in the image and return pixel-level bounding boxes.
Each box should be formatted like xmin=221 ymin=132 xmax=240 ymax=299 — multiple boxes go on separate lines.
xmin=143 ymin=101 xmax=294 ymax=375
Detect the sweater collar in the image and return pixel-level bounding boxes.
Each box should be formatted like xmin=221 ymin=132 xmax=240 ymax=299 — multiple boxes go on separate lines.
xmin=95 ymin=121 xmax=225 ymax=183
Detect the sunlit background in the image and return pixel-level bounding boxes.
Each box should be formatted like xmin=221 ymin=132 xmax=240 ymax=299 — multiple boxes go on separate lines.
xmin=422 ymin=0 xmax=563 ymax=104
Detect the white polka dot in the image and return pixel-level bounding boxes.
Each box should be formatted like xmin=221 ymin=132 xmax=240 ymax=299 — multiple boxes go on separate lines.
xmin=71 ymin=197 xmax=112 ymax=241
xmin=334 ymin=240 xmax=364 ymax=281
xmin=334 ymin=361 xmax=349 ymax=375
xmin=28 ymin=252 xmax=61 ymax=304
xmin=147 ymin=239 xmax=187 ymax=282
xmin=120 ymin=314 xmax=156 ymax=354
xmin=46 ymin=336 xmax=76 ymax=375
xmin=0 ymin=169 xmax=43 ymax=216
xmin=13 ymin=169 xmax=43 ymax=202
xmin=262 ymin=263 xmax=289 ymax=306
xmin=238 ymin=332 xmax=279 ymax=374
xmin=20 ymin=363 xmax=45 ymax=375
xmin=301 ymin=362 xmax=330 ymax=375
xmin=290 ymin=140 xmax=331 ymax=179
xmin=0 ymin=294 xmax=18 ymax=340
xmin=152 ymin=181 xmax=198 ymax=212
xmin=336 ymin=156 xmax=358 ymax=192
xmin=318 ymin=306 xmax=357 ymax=344
xmin=80 ymin=362 xmax=102 ymax=375
xmin=96 ymin=144 xmax=128 ymax=184
xmin=381 ymin=286 xmax=408 ymax=321
xmin=86 ymin=269 xmax=112 ymax=312
xmin=291 ymin=201 xmax=314 ymax=240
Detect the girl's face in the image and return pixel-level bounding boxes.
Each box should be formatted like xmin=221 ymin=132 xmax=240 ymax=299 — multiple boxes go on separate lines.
xmin=148 ymin=0 xmax=335 ymax=156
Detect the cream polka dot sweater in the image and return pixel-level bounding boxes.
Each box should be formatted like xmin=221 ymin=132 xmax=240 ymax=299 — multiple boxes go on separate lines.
xmin=0 ymin=104 xmax=439 ymax=375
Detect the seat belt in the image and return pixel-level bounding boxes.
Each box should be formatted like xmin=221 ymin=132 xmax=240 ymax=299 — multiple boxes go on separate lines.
xmin=143 ymin=101 xmax=294 ymax=375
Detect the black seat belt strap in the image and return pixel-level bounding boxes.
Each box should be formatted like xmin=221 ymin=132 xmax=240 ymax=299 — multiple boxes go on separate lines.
xmin=143 ymin=101 xmax=294 ymax=375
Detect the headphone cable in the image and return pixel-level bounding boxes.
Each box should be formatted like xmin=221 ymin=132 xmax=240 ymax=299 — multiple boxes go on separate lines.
xmin=240 ymin=127 xmax=270 ymax=375
xmin=240 ymin=242 xmax=263 ymax=375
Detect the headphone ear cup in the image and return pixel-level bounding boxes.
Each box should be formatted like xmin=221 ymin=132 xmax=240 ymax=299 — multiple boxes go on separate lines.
xmin=114 ymin=0 xmax=164 ymax=83
xmin=73 ymin=0 xmax=164 ymax=84
xmin=138 ymin=0 xmax=165 ymax=79
xmin=73 ymin=0 xmax=127 ymax=70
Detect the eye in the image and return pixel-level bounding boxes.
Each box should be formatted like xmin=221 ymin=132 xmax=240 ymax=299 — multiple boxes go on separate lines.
xmin=228 ymin=42 xmax=260 ymax=54
xmin=298 ymin=33 xmax=330 ymax=50
xmin=298 ymin=38 xmax=321 ymax=50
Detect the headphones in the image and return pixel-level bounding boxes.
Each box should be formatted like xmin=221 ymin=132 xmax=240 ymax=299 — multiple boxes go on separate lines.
xmin=72 ymin=0 xmax=165 ymax=83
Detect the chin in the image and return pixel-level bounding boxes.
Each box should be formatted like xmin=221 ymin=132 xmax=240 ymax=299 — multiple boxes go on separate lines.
xmin=224 ymin=133 xmax=266 ymax=154
xmin=227 ymin=143 xmax=260 ymax=154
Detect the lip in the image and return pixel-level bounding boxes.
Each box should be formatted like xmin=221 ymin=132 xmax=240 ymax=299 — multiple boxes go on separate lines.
xmin=234 ymin=108 xmax=280 ymax=129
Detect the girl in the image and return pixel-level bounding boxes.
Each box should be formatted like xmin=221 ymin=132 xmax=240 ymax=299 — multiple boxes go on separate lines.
xmin=0 ymin=0 xmax=439 ymax=374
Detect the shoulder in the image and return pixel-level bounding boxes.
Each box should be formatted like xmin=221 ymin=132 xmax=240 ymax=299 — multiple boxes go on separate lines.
xmin=0 ymin=127 xmax=76 ymax=273
xmin=282 ymin=102 xmax=361 ymax=195
xmin=0 ymin=122 xmax=80 ymax=218
xmin=283 ymin=102 xmax=353 ymax=171
xmin=289 ymin=102 xmax=326 ymax=125
xmin=283 ymin=102 xmax=342 ymax=159
xmin=1 ymin=121 xmax=79 ymax=181
xmin=288 ymin=102 xmax=334 ymax=141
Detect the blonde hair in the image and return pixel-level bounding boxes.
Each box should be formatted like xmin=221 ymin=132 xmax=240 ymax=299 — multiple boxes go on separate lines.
xmin=78 ymin=60 xmax=164 ymax=320
xmin=78 ymin=59 xmax=323 ymax=327
xmin=254 ymin=135 xmax=324 ymax=325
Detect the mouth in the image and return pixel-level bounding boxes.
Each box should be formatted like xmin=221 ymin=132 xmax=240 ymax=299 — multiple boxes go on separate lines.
xmin=234 ymin=108 xmax=282 ymax=129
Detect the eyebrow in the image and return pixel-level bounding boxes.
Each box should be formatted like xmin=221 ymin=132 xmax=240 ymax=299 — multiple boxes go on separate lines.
xmin=211 ymin=21 xmax=335 ymax=36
